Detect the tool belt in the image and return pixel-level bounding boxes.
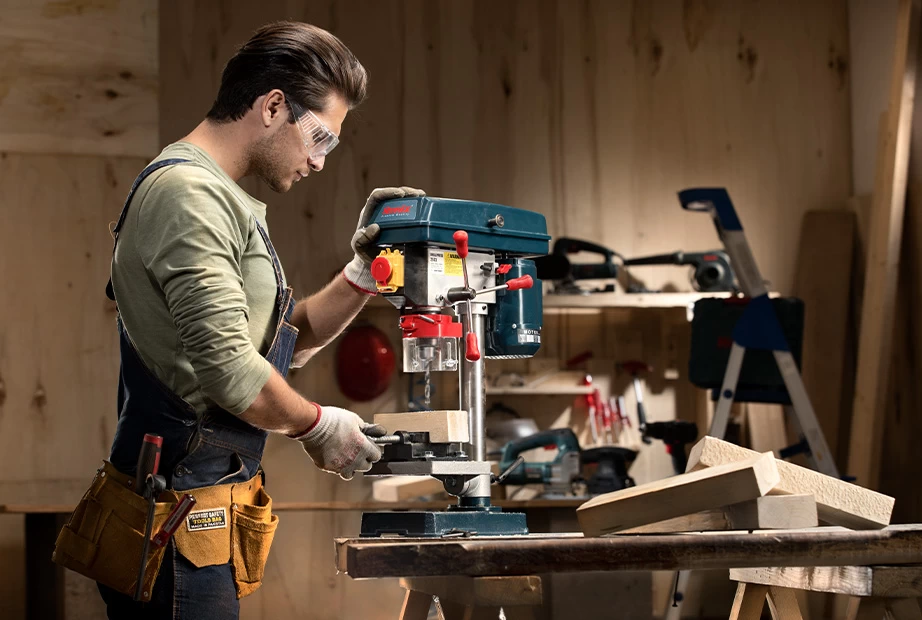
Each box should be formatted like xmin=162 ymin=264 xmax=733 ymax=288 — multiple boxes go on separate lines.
xmin=52 ymin=461 xmax=278 ymax=600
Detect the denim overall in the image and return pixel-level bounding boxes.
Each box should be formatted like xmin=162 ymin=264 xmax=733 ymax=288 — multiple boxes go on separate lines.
xmin=100 ymin=158 xmax=298 ymax=619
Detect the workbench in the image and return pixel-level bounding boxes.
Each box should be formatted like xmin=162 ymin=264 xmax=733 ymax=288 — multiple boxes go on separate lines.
xmin=336 ymin=525 xmax=922 ymax=618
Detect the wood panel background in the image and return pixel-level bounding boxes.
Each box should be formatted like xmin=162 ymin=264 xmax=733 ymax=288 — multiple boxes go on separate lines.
xmin=1 ymin=0 xmax=854 ymax=618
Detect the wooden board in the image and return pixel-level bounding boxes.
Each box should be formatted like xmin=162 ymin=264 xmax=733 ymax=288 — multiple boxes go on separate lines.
xmin=372 ymin=477 xmax=447 ymax=502
xmin=725 ymin=494 xmax=818 ymax=530
xmin=621 ymin=494 xmax=815 ymax=534
xmin=336 ymin=525 xmax=922 ymax=579
xmin=792 ymin=210 xmax=857 ymax=468
xmin=0 ymin=0 xmax=157 ymax=157
xmin=729 ymin=565 xmax=922 ymax=598
xmin=848 ymin=0 xmax=921 ymax=490
xmin=687 ymin=436 xmax=894 ymax=529
xmin=373 ymin=411 xmax=470 ymax=443
xmin=576 ymin=452 xmax=779 ymax=537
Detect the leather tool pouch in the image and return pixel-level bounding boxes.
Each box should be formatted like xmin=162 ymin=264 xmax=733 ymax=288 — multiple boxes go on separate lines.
xmin=52 ymin=461 xmax=178 ymax=601
xmin=171 ymin=473 xmax=278 ymax=599
xmin=53 ymin=462 xmax=278 ymax=601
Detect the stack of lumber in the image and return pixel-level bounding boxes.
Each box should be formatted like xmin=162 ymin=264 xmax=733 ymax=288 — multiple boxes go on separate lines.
xmin=577 ymin=436 xmax=895 ymax=537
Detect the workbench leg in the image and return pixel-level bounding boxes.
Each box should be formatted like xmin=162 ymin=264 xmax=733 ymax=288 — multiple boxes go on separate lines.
xmin=888 ymin=598 xmax=922 ymax=620
xmin=399 ymin=589 xmax=432 ymax=620
xmin=729 ymin=582 xmax=768 ymax=620
xmin=766 ymin=586 xmax=805 ymax=620
xmin=845 ymin=596 xmax=888 ymax=620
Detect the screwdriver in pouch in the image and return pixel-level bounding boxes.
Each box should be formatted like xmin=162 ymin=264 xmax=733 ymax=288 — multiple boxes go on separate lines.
xmin=151 ymin=494 xmax=196 ymax=549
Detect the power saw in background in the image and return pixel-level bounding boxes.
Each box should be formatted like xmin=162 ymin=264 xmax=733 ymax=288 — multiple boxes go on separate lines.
xmin=534 ymin=237 xmax=737 ymax=294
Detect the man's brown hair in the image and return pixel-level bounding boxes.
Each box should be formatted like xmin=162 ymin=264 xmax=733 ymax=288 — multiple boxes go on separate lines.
xmin=207 ymin=21 xmax=367 ymax=122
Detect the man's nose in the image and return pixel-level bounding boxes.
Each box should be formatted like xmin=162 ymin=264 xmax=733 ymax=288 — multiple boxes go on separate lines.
xmin=308 ymin=155 xmax=325 ymax=172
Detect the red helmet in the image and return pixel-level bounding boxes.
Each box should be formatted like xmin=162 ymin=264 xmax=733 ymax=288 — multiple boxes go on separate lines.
xmin=335 ymin=324 xmax=396 ymax=402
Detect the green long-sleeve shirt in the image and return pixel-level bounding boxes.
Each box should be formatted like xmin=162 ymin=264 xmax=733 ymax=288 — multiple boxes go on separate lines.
xmin=111 ymin=142 xmax=282 ymax=415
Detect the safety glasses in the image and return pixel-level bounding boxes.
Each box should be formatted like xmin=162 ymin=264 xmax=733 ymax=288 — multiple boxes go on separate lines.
xmin=286 ymin=95 xmax=339 ymax=159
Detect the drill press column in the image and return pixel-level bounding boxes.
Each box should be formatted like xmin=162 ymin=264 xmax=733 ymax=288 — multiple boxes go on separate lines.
xmin=461 ymin=305 xmax=491 ymax=500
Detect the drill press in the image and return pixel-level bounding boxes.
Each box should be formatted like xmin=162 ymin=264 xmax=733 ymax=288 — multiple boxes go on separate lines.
xmin=360 ymin=197 xmax=549 ymax=537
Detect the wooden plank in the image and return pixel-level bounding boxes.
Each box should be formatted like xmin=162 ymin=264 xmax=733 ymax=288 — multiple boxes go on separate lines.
xmin=725 ymin=495 xmax=818 ymax=530
xmin=766 ymin=586 xmax=806 ymax=620
xmin=399 ymin=589 xmax=432 ymax=620
xmin=848 ymin=0 xmax=922 ymax=490
xmin=622 ymin=495 xmax=816 ymax=534
xmin=372 ymin=477 xmax=446 ymax=502
xmin=373 ymin=411 xmax=470 ymax=443
xmin=0 ymin=0 xmax=157 ymax=156
xmin=621 ymin=509 xmax=729 ymax=534
xmin=792 ymin=210 xmax=857 ymax=468
xmin=687 ymin=436 xmax=894 ymax=529
xmin=730 ymin=565 xmax=922 ymax=598
xmin=729 ymin=582 xmax=768 ymax=620
xmin=399 ymin=576 xmax=543 ymax=607
xmin=577 ymin=452 xmax=779 ymax=537
xmin=337 ymin=525 xmax=922 ymax=580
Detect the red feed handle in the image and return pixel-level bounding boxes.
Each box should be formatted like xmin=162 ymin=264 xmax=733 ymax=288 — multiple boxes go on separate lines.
xmin=465 ymin=332 xmax=481 ymax=361
xmin=453 ymin=230 xmax=469 ymax=258
xmin=505 ymin=275 xmax=533 ymax=291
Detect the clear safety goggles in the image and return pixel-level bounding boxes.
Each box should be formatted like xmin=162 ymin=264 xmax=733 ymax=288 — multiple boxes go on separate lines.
xmin=286 ymin=95 xmax=339 ymax=159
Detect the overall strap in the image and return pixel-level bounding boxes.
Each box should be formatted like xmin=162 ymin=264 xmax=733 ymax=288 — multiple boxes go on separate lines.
xmin=106 ymin=158 xmax=191 ymax=301
xmin=253 ymin=221 xmax=287 ymax=308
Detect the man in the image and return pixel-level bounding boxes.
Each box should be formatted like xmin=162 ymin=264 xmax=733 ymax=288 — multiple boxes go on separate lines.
xmin=98 ymin=21 xmax=419 ymax=618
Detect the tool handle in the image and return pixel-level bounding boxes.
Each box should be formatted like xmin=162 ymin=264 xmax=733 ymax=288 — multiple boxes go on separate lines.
xmin=465 ymin=332 xmax=481 ymax=362
xmin=151 ymin=494 xmax=197 ymax=549
xmin=452 ymin=230 xmax=469 ymax=258
xmin=135 ymin=434 xmax=162 ymax=494
xmin=134 ymin=491 xmax=157 ymax=601
xmin=504 ymin=275 xmax=533 ymax=291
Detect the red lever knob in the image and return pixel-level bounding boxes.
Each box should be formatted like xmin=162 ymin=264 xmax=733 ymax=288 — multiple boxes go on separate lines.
xmin=453 ymin=230 xmax=469 ymax=258
xmin=370 ymin=256 xmax=392 ymax=283
xmin=465 ymin=332 xmax=481 ymax=361
xmin=505 ymin=275 xmax=534 ymax=291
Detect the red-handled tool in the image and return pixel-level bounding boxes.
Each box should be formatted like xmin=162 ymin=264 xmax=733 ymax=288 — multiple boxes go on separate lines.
xmin=452 ymin=231 xmax=480 ymax=362
xmin=135 ymin=433 xmax=162 ymax=494
xmin=151 ymin=494 xmax=197 ymax=548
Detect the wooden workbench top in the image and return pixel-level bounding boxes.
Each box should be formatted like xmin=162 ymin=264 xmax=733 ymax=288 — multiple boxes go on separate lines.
xmin=335 ymin=524 xmax=922 ymax=579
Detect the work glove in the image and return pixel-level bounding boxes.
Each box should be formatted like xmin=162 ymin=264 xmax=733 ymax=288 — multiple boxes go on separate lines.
xmin=294 ymin=405 xmax=386 ymax=480
xmin=342 ymin=186 xmax=426 ymax=293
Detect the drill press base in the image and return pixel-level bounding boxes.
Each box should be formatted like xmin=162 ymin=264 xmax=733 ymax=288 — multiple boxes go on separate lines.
xmin=360 ymin=506 xmax=528 ymax=537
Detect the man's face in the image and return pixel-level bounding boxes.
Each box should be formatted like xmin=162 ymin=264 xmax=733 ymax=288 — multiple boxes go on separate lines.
xmin=251 ymin=92 xmax=348 ymax=193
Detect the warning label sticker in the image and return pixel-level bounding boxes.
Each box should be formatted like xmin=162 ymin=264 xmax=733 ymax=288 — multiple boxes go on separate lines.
xmin=186 ymin=508 xmax=227 ymax=532
xmin=443 ymin=252 xmax=463 ymax=276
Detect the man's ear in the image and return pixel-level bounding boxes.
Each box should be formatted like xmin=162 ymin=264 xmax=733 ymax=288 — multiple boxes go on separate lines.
xmin=261 ymin=90 xmax=286 ymax=128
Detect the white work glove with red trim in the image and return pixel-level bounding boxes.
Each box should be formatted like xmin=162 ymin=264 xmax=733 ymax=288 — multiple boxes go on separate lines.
xmin=293 ymin=405 xmax=385 ymax=480
xmin=342 ymin=186 xmax=426 ymax=294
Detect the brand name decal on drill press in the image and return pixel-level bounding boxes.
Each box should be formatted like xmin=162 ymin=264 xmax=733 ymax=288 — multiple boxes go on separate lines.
xmin=186 ymin=508 xmax=227 ymax=532
xmin=381 ymin=204 xmax=416 ymax=218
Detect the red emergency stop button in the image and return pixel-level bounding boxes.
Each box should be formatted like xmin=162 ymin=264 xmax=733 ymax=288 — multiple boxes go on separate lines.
xmin=371 ymin=256 xmax=392 ymax=283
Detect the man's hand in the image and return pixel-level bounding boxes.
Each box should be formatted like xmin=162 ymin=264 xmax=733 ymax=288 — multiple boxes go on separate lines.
xmin=342 ymin=186 xmax=426 ymax=292
xmin=294 ymin=405 xmax=384 ymax=480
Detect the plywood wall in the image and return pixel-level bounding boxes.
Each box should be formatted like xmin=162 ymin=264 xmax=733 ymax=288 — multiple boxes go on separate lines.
xmin=158 ymin=2 xmax=852 ymax=618
xmin=0 ymin=1 xmax=853 ymax=618
xmin=0 ymin=2 xmax=157 ymax=618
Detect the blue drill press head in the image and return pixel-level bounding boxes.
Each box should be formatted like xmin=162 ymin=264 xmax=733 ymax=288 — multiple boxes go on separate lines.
xmin=368 ymin=197 xmax=550 ymax=359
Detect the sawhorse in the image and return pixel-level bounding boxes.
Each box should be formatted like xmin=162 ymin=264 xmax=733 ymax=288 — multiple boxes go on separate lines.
xmin=729 ymin=565 xmax=922 ymax=620
xmin=398 ymin=575 xmax=543 ymax=620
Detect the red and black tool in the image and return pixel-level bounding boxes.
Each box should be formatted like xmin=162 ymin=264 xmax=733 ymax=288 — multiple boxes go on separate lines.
xmin=151 ymin=494 xmax=197 ymax=549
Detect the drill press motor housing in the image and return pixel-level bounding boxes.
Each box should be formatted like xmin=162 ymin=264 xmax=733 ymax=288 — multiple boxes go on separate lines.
xmin=360 ymin=197 xmax=549 ymax=537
